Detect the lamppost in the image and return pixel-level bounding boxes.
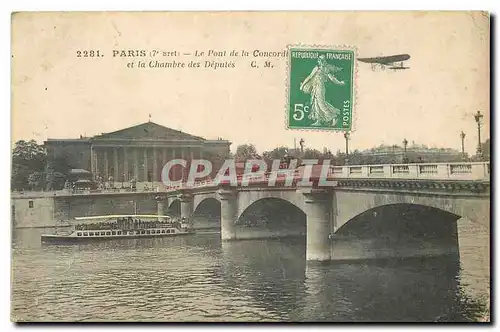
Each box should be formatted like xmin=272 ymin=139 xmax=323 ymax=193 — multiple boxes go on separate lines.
xmin=402 ymin=138 xmax=408 ymax=163
xmin=344 ymin=132 xmax=350 ymax=165
xmin=474 ymin=111 xmax=483 ymax=159
xmin=299 ymin=138 xmax=305 ymax=154
xmin=460 ymin=131 xmax=466 ymax=160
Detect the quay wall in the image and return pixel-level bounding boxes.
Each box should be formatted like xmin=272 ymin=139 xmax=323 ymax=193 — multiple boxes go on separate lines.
xmin=11 ymin=193 xmax=158 ymax=228
xmin=11 ymin=196 xmax=55 ymax=228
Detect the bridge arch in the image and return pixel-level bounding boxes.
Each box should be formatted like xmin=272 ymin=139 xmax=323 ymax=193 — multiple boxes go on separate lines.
xmin=193 ymin=197 xmax=221 ymax=215
xmin=193 ymin=193 xmax=220 ymax=213
xmin=167 ymin=198 xmax=180 ymax=217
xmin=236 ymin=197 xmax=306 ymax=238
xmin=335 ymin=202 xmax=460 ymax=238
xmin=330 ymin=202 xmax=466 ymax=263
xmin=236 ymin=189 xmax=305 ymax=221
xmin=334 ymin=190 xmax=489 ymax=232
xmin=192 ymin=197 xmax=221 ymax=229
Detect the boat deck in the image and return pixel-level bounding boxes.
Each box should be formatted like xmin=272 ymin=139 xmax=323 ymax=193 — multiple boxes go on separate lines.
xmin=41 ymin=214 xmax=194 ymax=244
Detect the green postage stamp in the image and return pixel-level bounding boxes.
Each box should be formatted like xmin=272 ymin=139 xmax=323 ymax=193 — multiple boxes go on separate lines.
xmin=286 ymin=45 xmax=356 ymax=131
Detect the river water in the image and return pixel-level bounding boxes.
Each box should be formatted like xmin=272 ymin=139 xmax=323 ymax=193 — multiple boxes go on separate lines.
xmin=11 ymin=227 xmax=488 ymax=322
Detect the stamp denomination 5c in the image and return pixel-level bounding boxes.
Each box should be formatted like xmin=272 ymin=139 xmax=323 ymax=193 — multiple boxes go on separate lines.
xmin=286 ymin=45 xmax=356 ymax=132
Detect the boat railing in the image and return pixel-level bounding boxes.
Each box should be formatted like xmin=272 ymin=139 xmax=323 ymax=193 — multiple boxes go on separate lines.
xmin=74 ymin=220 xmax=184 ymax=231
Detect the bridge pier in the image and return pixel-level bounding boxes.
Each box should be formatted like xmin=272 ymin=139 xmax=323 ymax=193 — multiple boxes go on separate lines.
xmin=155 ymin=194 xmax=168 ymax=221
xmin=300 ymin=188 xmax=332 ymax=261
xmin=218 ymin=189 xmax=237 ymax=241
xmin=178 ymin=193 xmax=193 ymax=220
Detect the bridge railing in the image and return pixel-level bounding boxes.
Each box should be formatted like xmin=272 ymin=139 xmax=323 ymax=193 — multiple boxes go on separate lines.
xmin=11 ymin=183 xmax=177 ymax=198
xmin=163 ymin=179 xmax=218 ymax=191
xmin=328 ymin=161 xmax=490 ymax=180
xmin=161 ymin=162 xmax=490 ymax=192
xmin=17 ymin=162 xmax=487 ymax=197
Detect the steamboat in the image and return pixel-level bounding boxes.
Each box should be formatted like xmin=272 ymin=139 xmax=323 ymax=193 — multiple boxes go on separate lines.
xmin=41 ymin=214 xmax=194 ymax=244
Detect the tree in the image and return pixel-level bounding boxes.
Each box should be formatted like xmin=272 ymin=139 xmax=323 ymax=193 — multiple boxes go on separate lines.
xmin=303 ymin=148 xmax=323 ymax=159
xmin=45 ymin=153 xmax=73 ymax=190
xmin=332 ymin=150 xmax=347 ymax=165
xmin=12 ymin=140 xmax=46 ymax=169
xmin=27 ymin=171 xmax=45 ymax=190
xmin=234 ymin=144 xmax=258 ymax=162
xmin=262 ymin=146 xmax=289 ymax=161
xmin=346 ymin=149 xmax=364 ymax=164
xmin=11 ymin=140 xmax=46 ymax=191
xmin=11 ymin=164 xmax=31 ymax=191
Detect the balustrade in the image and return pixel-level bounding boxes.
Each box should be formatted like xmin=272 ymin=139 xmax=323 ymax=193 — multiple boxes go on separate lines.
xmin=369 ymin=166 xmax=384 ymax=175
xmin=349 ymin=166 xmax=362 ymax=174
xmin=449 ymin=164 xmax=472 ymax=174
xmin=160 ymin=162 xmax=490 ymax=192
xmin=392 ymin=165 xmax=410 ymax=174
xmin=418 ymin=164 xmax=438 ymax=174
xmin=19 ymin=162 xmax=487 ymax=197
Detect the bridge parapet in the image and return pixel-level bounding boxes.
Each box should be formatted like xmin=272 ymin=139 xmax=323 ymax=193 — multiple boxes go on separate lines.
xmin=49 ymin=162 xmax=484 ymax=197
xmin=328 ymin=162 xmax=489 ymax=180
xmin=11 ymin=162 xmax=489 ymax=199
xmin=159 ymin=162 xmax=490 ymax=193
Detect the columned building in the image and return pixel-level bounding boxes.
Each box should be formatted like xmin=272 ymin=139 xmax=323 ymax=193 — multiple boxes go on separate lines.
xmin=45 ymin=121 xmax=231 ymax=185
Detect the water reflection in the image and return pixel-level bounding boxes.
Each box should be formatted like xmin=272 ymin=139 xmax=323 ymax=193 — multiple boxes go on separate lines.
xmin=11 ymin=225 xmax=488 ymax=322
xmin=218 ymin=239 xmax=307 ymax=320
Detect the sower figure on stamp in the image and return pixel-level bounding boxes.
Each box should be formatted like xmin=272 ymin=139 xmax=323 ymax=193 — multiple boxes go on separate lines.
xmin=300 ymin=55 xmax=345 ymax=126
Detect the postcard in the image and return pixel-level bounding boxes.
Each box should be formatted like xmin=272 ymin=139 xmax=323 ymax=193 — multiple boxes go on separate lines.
xmin=11 ymin=11 xmax=490 ymax=322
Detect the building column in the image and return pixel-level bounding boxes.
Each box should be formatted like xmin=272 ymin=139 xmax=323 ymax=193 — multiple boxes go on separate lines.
xmin=90 ymin=145 xmax=94 ymax=175
xmin=133 ymin=148 xmax=139 ymax=181
xmin=178 ymin=193 xmax=193 ymax=220
xmin=153 ymin=148 xmax=158 ymax=182
xmin=171 ymin=148 xmax=177 ymax=181
xmin=300 ymin=188 xmax=333 ymax=261
xmin=180 ymin=148 xmax=185 ymax=181
xmin=93 ymin=147 xmax=99 ymax=178
xmin=162 ymin=147 xmax=168 ymax=179
xmin=189 ymin=149 xmax=194 ymax=180
xmin=104 ymin=149 xmax=109 ymax=179
xmin=218 ymin=189 xmax=238 ymax=240
xmin=113 ymin=147 xmax=119 ymax=180
xmin=123 ymin=147 xmax=129 ymax=181
xmin=143 ymin=148 xmax=148 ymax=182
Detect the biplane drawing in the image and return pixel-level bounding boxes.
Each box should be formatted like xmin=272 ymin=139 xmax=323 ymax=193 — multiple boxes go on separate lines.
xmin=358 ymin=54 xmax=411 ymax=71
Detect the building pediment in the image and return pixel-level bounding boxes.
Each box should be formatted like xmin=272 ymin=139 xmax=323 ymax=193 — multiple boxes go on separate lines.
xmin=91 ymin=122 xmax=205 ymax=142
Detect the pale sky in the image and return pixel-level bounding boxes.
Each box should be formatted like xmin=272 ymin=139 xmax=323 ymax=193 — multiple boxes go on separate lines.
xmin=11 ymin=12 xmax=489 ymax=155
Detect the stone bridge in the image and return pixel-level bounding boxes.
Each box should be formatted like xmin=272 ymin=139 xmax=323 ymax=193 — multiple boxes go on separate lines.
xmin=157 ymin=162 xmax=490 ymax=275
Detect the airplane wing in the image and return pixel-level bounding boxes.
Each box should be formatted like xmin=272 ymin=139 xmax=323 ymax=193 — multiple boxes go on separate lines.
xmin=358 ymin=54 xmax=410 ymax=64
xmin=357 ymin=57 xmax=382 ymax=64
xmin=388 ymin=66 xmax=410 ymax=70
xmin=381 ymin=54 xmax=411 ymax=63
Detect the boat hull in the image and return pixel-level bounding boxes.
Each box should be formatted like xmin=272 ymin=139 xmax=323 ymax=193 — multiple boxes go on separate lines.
xmin=41 ymin=231 xmax=195 ymax=244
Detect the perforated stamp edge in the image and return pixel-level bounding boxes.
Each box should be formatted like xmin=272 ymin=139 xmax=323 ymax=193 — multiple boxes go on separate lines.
xmin=284 ymin=44 xmax=359 ymax=134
